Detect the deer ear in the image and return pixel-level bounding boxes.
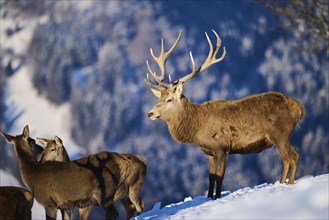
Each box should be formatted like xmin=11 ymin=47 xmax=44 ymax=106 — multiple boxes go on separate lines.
xmin=151 ymin=88 xmax=161 ymax=98
xmin=54 ymin=136 xmax=63 ymax=146
xmin=36 ymin=138 xmax=49 ymax=145
xmin=0 ymin=132 xmax=15 ymax=143
xmin=175 ymin=82 xmax=184 ymax=97
xmin=23 ymin=191 xmax=34 ymax=205
xmin=23 ymin=125 xmax=30 ymax=139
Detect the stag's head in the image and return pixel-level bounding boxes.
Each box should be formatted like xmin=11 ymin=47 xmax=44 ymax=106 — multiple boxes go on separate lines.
xmin=145 ymin=30 xmax=226 ymax=122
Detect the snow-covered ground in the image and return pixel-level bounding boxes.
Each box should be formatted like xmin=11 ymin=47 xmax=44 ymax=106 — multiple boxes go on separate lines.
xmin=135 ymin=174 xmax=329 ymax=220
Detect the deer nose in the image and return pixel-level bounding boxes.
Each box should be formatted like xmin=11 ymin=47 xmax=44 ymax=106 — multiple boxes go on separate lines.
xmin=148 ymin=112 xmax=154 ymax=118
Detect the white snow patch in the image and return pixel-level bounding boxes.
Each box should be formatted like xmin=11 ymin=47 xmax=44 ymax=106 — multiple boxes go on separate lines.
xmin=0 ymin=13 xmax=48 ymax=56
xmin=4 ymin=66 xmax=79 ymax=156
xmin=135 ymin=174 xmax=329 ymax=220
xmin=0 ymin=170 xmax=20 ymax=186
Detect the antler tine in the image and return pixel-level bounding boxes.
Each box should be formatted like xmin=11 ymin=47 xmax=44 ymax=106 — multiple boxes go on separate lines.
xmin=211 ymin=29 xmax=226 ymax=63
xmin=166 ymin=30 xmax=183 ymax=58
xmin=148 ymin=30 xmax=183 ymax=82
xmin=179 ymin=30 xmax=226 ymax=84
xmin=144 ymin=73 xmax=166 ymax=91
xmin=146 ymin=60 xmax=171 ymax=88
xmin=176 ymin=51 xmax=197 ymax=84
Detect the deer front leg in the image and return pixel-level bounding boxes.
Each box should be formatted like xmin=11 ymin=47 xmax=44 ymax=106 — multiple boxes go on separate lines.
xmin=214 ymin=152 xmax=228 ymax=199
xmin=207 ymin=156 xmax=217 ymax=199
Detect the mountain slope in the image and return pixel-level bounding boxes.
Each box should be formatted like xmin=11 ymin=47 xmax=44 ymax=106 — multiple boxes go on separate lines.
xmin=135 ymin=174 xmax=329 ymax=220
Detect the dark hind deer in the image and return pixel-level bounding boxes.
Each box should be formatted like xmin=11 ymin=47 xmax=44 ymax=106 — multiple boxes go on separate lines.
xmin=0 ymin=186 xmax=34 ymax=220
xmin=145 ymin=30 xmax=305 ymax=199
xmin=1 ymin=126 xmax=146 ymax=220
xmin=37 ymin=135 xmax=147 ymax=220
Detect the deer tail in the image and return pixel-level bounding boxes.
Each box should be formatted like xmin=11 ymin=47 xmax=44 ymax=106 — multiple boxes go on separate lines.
xmin=291 ymin=99 xmax=305 ymax=129
xmin=116 ymin=168 xmax=128 ymax=190
xmin=296 ymin=101 xmax=305 ymax=121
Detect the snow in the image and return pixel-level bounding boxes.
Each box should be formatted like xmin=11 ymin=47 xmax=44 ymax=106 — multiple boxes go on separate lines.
xmin=4 ymin=66 xmax=80 ymax=156
xmin=135 ymin=174 xmax=329 ymax=220
xmin=0 ymin=10 xmax=48 ymax=58
xmin=0 ymin=170 xmax=20 ymax=187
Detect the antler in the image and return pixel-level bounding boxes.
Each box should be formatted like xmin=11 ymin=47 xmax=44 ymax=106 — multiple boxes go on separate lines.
xmin=145 ymin=30 xmax=183 ymax=89
xmin=144 ymin=73 xmax=168 ymax=90
xmin=178 ymin=30 xmax=226 ymax=84
xmin=145 ymin=30 xmax=226 ymax=90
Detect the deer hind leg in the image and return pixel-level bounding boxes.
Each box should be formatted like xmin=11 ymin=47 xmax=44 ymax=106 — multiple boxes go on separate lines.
xmin=125 ymin=175 xmax=145 ymax=216
xmin=288 ymin=146 xmax=300 ymax=184
xmin=45 ymin=207 xmax=58 ymax=220
xmin=60 ymin=209 xmax=71 ymax=220
xmin=79 ymin=206 xmax=92 ymax=220
xmin=121 ymin=197 xmax=137 ymax=220
xmin=103 ymin=204 xmax=118 ymax=220
xmin=98 ymin=196 xmax=117 ymax=220
xmin=128 ymin=186 xmax=144 ymax=215
xmin=273 ymin=138 xmax=293 ymax=184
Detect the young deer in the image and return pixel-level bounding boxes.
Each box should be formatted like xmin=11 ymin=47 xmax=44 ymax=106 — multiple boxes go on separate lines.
xmin=37 ymin=136 xmax=146 ymax=220
xmin=145 ymin=30 xmax=305 ymax=199
xmin=0 ymin=126 xmax=146 ymax=220
xmin=0 ymin=186 xmax=34 ymax=220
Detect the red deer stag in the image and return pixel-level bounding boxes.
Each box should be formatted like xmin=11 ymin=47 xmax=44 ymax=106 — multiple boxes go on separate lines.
xmin=0 ymin=186 xmax=34 ymax=220
xmin=0 ymin=126 xmax=146 ymax=220
xmin=145 ymin=30 xmax=305 ymax=199
xmin=37 ymin=136 xmax=147 ymax=220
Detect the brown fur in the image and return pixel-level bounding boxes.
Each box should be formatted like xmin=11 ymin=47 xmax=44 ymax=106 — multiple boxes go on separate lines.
xmin=0 ymin=186 xmax=33 ymax=220
xmin=149 ymin=84 xmax=305 ymax=199
xmin=37 ymin=136 xmax=146 ymax=220
xmin=0 ymin=126 xmax=146 ymax=220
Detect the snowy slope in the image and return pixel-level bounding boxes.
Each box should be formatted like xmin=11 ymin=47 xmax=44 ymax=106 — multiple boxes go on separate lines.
xmin=135 ymin=174 xmax=329 ymax=220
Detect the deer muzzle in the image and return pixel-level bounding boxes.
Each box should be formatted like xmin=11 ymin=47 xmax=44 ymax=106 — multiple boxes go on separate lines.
xmin=148 ymin=111 xmax=159 ymax=120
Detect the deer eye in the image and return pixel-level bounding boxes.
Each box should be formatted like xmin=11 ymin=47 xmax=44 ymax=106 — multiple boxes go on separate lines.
xmin=166 ymin=98 xmax=173 ymax=103
xmin=50 ymin=148 xmax=56 ymax=152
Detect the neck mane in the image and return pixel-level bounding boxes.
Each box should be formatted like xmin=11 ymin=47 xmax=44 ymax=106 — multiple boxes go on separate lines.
xmin=168 ymin=97 xmax=200 ymax=144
